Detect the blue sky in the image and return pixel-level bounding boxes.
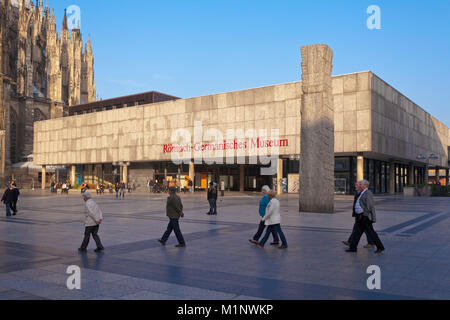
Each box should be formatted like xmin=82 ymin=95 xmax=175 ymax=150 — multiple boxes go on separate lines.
xmin=47 ymin=0 xmax=450 ymax=126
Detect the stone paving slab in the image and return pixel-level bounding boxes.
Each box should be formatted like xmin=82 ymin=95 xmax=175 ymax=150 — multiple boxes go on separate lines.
xmin=0 ymin=192 xmax=449 ymax=300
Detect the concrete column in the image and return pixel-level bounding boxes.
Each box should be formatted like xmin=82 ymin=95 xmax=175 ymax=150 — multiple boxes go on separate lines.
xmin=41 ymin=166 xmax=46 ymax=190
xmin=123 ymin=163 xmax=128 ymax=184
xmin=408 ymin=163 xmax=415 ymax=186
xmin=436 ymin=168 xmax=440 ymax=184
xmin=389 ymin=160 xmax=395 ymax=194
xmin=189 ymin=161 xmax=195 ymax=193
xmin=95 ymin=164 xmax=103 ymax=184
xmin=424 ymin=165 xmax=429 ymax=185
xmin=445 ymin=169 xmax=449 ymax=186
xmin=240 ymin=164 xmax=245 ymax=192
xmin=277 ymin=158 xmax=283 ymax=195
xmin=71 ymin=165 xmax=76 ymax=186
xmin=357 ymin=153 xmax=364 ymax=182
xmin=299 ymin=44 xmax=334 ymax=213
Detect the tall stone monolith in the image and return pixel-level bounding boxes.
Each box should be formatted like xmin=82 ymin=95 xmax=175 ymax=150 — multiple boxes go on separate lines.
xmin=299 ymin=44 xmax=334 ymax=213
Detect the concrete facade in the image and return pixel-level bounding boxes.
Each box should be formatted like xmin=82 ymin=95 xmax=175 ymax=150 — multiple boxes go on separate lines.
xmin=34 ymin=71 xmax=450 ymax=169
xmin=33 ymin=71 xmax=450 ymax=194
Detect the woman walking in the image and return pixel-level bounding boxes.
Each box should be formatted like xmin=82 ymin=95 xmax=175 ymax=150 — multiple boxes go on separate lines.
xmin=249 ymin=186 xmax=279 ymax=246
xmin=257 ymin=191 xmax=288 ymax=249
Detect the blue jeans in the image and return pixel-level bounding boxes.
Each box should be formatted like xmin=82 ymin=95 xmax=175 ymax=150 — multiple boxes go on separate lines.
xmin=253 ymin=220 xmax=279 ymax=242
xmin=260 ymin=224 xmax=288 ymax=247
xmin=5 ymin=204 xmax=11 ymax=217
xmin=116 ymin=191 xmax=119 ymax=199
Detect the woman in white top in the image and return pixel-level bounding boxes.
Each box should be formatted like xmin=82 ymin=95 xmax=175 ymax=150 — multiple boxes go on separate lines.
xmin=258 ymin=191 xmax=288 ymax=249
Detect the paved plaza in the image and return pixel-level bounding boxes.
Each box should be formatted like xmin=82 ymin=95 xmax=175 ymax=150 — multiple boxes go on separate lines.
xmin=0 ymin=191 xmax=449 ymax=300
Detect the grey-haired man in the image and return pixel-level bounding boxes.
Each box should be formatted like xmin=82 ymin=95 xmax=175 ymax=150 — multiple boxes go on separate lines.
xmin=79 ymin=192 xmax=105 ymax=253
xmin=346 ymin=180 xmax=385 ymax=254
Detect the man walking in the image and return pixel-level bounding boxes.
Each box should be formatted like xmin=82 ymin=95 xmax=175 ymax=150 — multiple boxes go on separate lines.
xmin=1 ymin=185 xmax=13 ymax=217
xmin=79 ymin=192 xmax=105 ymax=253
xmin=343 ymin=181 xmax=375 ymax=249
xmin=158 ymin=187 xmax=186 ymax=248
xmin=346 ymin=180 xmax=385 ymax=254
xmin=10 ymin=183 xmax=20 ymax=215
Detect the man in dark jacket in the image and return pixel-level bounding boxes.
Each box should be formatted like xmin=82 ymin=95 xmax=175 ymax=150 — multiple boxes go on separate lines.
xmin=158 ymin=187 xmax=186 ymax=248
xmin=343 ymin=183 xmax=375 ymax=249
xmin=10 ymin=183 xmax=20 ymax=215
xmin=207 ymin=182 xmax=218 ymax=215
xmin=1 ymin=185 xmax=14 ymax=217
xmin=346 ymin=180 xmax=385 ymax=254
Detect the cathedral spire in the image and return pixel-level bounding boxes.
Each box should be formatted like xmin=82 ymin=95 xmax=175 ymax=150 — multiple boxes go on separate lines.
xmin=62 ymin=8 xmax=68 ymax=30
xmin=44 ymin=0 xmax=49 ymax=19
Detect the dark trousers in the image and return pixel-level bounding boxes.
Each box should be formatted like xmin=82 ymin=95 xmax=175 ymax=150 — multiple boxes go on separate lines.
xmin=348 ymin=218 xmax=375 ymax=245
xmin=161 ymin=219 xmax=185 ymax=245
xmin=10 ymin=201 xmax=17 ymax=214
xmin=260 ymin=224 xmax=288 ymax=247
xmin=350 ymin=215 xmax=384 ymax=251
xmin=80 ymin=225 xmax=104 ymax=250
xmin=253 ymin=220 xmax=279 ymax=243
xmin=208 ymin=199 xmax=217 ymax=214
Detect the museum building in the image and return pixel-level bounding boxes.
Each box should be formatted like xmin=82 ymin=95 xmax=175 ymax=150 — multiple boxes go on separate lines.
xmin=33 ymin=71 xmax=450 ymax=194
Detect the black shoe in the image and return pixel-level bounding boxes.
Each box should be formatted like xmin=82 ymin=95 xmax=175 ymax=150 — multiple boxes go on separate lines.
xmin=375 ymin=249 xmax=385 ymax=254
xmin=158 ymin=239 xmax=166 ymax=246
xmin=175 ymin=244 xmax=186 ymax=248
xmin=78 ymin=248 xmax=87 ymax=253
xmin=270 ymin=242 xmax=280 ymax=246
xmin=94 ymin=248 xmax=105 ymax=253
xmin=345 ymin=249 xmax=357 ymax=253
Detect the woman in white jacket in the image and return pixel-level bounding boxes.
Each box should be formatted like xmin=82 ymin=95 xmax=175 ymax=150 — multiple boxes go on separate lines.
xmin=258 ymin=191 xmax=288 ymax=249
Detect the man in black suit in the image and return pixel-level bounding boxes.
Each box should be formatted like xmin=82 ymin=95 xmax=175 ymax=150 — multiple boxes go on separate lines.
xmin=346 ymin=180 xmax=385 ymax=254
xmin=343 ymin=182 xmax=375 ymax=248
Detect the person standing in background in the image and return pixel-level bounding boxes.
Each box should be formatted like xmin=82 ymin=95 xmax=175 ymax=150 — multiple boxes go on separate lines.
xmin=206 ymin=182 xmax=218 ymax=215
xmin=220 ymin=180 xmax=225 ymax=200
